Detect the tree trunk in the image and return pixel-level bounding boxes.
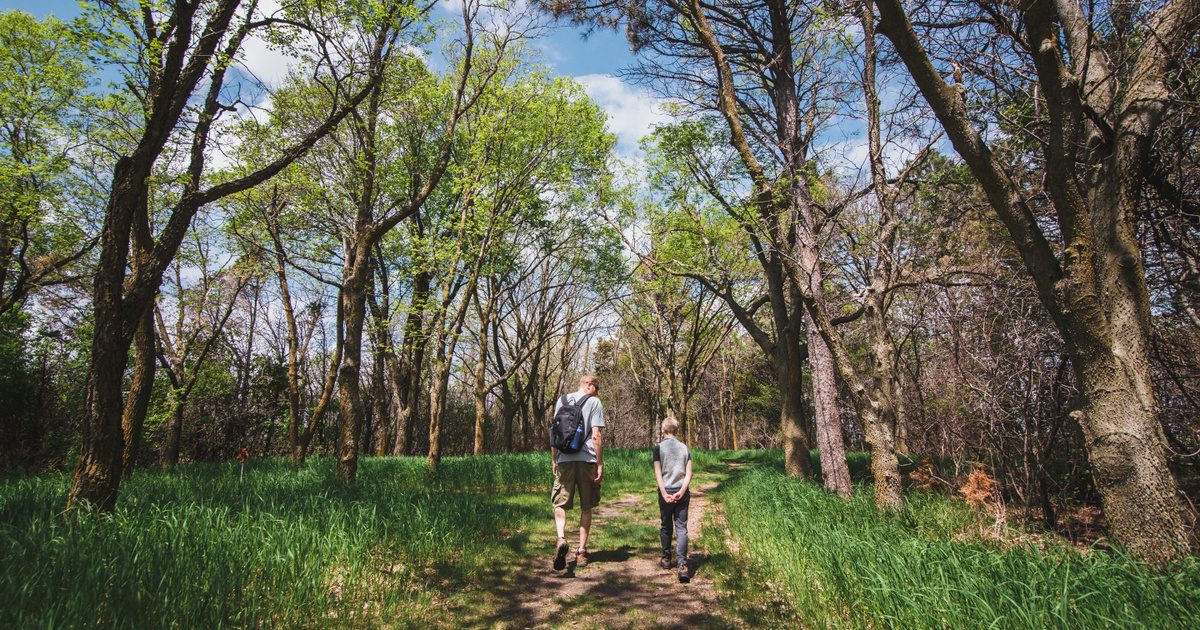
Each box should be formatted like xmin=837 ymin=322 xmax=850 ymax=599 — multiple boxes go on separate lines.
xmin=779 ymin=357 xmax=811 ymax=479
xmin=391 ymin=270 xmax=430 ymax=456
xmin=866 ymin=290 xmax=906 ymax=463
xmin=803 ymin=295 xmax=904 ymax=510
xmin=121 ymin=303 xmax=156 ymax=478
xmin=335 ymin=249 xmax=370 ymax=482
xmin=274 ymin=228 xmax=306 ymax=466
xmin=68 ymin=157 xmax=145 ymax=511
xmin=367 ymin=265 xmax=394 ymax=457
xmin=1069 ymin=265 xmax=1188 ymax=563
xmin=806 ymin=317 xmax=851 ymax=497
xmin=768 ymin=262 xmax=813 ymax=479
xmin=428 ymin=275 xmax=479 ymax=466
xmin=473 ymin=345 xmax=487 ymax=455
xmin=1065 ymin=81 xmax=1189 ymax=563
xmin=160 ymin=394 xmax=186 ymax=468
xmin=427 ymin=360 xmax=450 ymax=467
xmin=874 ymin=0 xmax=1191 ymax=561
xmin=372 ymin=344 xmax=390 ymax=456
xmin=293 ymin=340 xmax=340 ymax=467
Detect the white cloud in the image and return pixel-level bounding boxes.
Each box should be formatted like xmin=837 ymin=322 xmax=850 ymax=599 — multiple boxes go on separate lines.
xmin=574 ymin=74 xmax=669 ymax=155
xmin=236 ymin=0 xmax=300 ymax=90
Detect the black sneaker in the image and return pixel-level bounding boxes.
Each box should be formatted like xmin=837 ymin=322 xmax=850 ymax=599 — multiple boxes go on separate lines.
xmin=678 ymin=563 xmax=690 ymax=583
xmin=553 ymin=541 xmax=569 ymax=571
xmin=659 ymin=555 xmax=673 ymax=570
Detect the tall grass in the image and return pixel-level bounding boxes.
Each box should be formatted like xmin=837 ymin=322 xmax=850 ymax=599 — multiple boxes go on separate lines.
xmin=719 ymin=464 xmax=1200 ymax=629
xmin=14 ymin=449 xmax=1189 ymax=628
xmin=0 ymin=450 xmax=651 ymax=628
xmin=0 ymin=451 xmax=535 ymax=624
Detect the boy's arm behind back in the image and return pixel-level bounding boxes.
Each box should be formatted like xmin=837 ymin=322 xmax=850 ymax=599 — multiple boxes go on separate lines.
xmin=679 ymin=457 xmax=693 ymax=496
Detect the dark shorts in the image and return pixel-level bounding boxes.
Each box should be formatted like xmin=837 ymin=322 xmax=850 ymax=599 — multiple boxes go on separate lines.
xmin=552 ymin=461 xmax=600 ymax=511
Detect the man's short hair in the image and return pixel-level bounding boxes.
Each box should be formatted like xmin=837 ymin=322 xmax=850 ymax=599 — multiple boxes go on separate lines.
xmin=579 ymin=374 xmax=598 ymax=389
xmin=661 ymin=417 xmax=679 ymax=435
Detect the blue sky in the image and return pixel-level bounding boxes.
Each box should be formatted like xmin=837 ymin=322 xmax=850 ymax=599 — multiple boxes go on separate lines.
xmin=3 ymin=0 xmax=666 ymax=154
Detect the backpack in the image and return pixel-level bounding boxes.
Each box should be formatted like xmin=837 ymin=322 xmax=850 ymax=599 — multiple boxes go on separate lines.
xmin=549 ymin=394 xmax=592 ymax=453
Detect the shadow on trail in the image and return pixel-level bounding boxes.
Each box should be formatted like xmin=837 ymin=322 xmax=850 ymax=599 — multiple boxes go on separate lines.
xmin=467 ymin=554 xmax=730 ymax=630
xmin=453 ymin=482 xmax=734 ymax=629
xmin=586 ymin=544 xmax=637 ymax=564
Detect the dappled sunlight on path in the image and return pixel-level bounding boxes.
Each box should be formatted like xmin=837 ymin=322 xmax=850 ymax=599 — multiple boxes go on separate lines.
xmin=466 ymin=485 xmax=733 ymax=629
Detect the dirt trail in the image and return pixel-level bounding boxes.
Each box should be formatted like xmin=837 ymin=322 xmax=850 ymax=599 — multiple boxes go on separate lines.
xmin=483 ymin=483 xmax=734 ymax=629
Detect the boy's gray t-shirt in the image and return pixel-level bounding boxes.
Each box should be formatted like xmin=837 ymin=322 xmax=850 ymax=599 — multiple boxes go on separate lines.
xmin=653 ymin=436 xmax=691 ymax=489
xmin=553 ymin=392 xmax=605 ymax=464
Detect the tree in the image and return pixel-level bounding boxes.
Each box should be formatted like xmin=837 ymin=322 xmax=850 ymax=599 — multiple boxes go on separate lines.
xmin=460 ymin=72 xmax=616 ymax=456
xmin=482 ymin=221 xmax=622 ymax=451
xmin=69 ymin=0 xmax=431 ymax=511
xmin=154 ymin=228 xmax=252 ymax=467
xmin=873 ymin=0 xmax=1196 ymax=563
xmin=541 ymin=0 xmax=912 ymax=487
xmin=638 ymin=112 xmax=852 ymax=494
xmin=0 ymin=11 xmax=98 ymax=316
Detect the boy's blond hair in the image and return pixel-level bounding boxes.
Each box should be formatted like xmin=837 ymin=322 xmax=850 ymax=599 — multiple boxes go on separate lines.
xmin=661 ymin=417 xmax=679 ymax=436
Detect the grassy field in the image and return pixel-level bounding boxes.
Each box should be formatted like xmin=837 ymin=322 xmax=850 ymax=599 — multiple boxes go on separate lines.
xmin=0 ymin=450 xmax=676 ymax=628
xmin=714 ymin=452 xmax=1200 ymax=629
xmin=3 ymin=449 xmax=1198 ymax=628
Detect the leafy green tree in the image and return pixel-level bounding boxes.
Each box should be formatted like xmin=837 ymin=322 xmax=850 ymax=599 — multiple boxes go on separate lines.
xmin=0 ymin=11 xmax=98 ymax=315
xmin=248 ymin=1 xmax=541 ymax=478
xmin=444 ymin=70 xmax=616 ymax=456
xmin=69 ymin=0 xmax=438 ymax=511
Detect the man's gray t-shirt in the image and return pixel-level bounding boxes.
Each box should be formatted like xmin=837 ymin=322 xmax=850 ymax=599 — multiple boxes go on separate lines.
xmin=553 ymin=392 xmax=605 ymax=464
xmin=653 ymin=436 xmax=691 ymax=489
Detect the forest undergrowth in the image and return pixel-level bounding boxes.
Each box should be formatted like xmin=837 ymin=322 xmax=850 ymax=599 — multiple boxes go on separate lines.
xmin=2 ymin=450 xmax=1197 ymax=628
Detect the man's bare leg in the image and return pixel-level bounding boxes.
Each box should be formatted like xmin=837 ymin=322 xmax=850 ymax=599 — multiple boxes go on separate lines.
xmin=554 ymin=506 xmax=567 ymax=541
xmin=578 ymin=508 xmax=592 ymax=550
xmin=552 ymin=506 xmax=570 ymax=570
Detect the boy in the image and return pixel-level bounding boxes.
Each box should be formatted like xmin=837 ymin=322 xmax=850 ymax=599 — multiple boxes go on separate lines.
xmin=653 ymin=416 xmax=693 ymax=583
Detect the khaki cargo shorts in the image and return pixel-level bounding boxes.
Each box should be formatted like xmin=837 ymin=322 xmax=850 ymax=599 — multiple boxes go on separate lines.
xmin=552 ymin=461 xmax=600 ymax=511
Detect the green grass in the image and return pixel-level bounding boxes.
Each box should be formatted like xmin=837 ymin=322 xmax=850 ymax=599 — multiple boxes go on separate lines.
xmin=5 ymin=449 xmax=1199 ymax=629
xmin=716 ymin=456 xmax=1200 ymax=629
xmin=1 ymin=451 xmax=630 ymax=628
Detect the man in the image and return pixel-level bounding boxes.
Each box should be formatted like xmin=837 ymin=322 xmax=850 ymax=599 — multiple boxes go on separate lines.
xmin=551 ymin=374 xmax=605 ymax=570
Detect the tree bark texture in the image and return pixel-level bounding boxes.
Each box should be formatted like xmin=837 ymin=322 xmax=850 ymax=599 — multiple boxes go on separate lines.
xmin=335 ymin=242 xmax=371 ymax=482
xmin=427 ymin=360 xmax=451 ymax=467
xmin=391 ymin=270 xmax=431 ymax=456
xmin=121 ymin=303 xmax=156 ymax=478
xmin=473 ymin=345 xmax=488 ymax=455
xmin=68 ymin=156 xmax=148 ymax=511
xmin=806 ymin=317 xmax=851 ymax=497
